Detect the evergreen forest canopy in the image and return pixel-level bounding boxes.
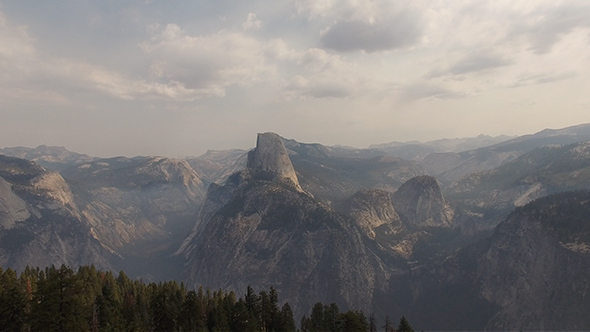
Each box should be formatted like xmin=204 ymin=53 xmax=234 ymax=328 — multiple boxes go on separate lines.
xmin=0 ymin=265 xmax=413 ymax=332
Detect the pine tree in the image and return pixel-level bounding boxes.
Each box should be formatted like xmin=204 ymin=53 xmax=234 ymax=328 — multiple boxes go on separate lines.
xmin=0 ymin=268 xmax=28 ymax=332
xmin=326 ymin=303 xmax=340 ymax=332
xmin=279 ymin=302 xmax=296 ymax=332
xmin=31 ymin=265 xmax=89 ymax=332
xmin=310 ymin=302 xmax=324 ymax=332
xmin=382 ymin=315 xmax=393 ymax=332
xmin=397 ymin=315 xmax=414 ymax=332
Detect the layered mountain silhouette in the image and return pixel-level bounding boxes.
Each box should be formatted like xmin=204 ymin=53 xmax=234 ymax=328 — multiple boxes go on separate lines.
xmin=3 ymin=124 xmax=590 ymax=330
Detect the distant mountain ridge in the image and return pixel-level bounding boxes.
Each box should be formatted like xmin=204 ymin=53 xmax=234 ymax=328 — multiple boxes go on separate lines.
xmin=3 ymin=123 xmax=590 ymax=330
xmin=369 ymin=134 xmax=515 ymax=161
xmin=0 ymin=145 xmax=97 ymax=171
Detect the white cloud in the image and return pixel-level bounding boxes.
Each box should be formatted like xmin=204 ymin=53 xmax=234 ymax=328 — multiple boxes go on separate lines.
xmin=242 ymin=12 xmax=261 ymax=30
xmin=279 ymin=47 xmax=369 ymax=99
xmin=0 ymin=11 xmax=35 ymax=60
xmin=141 ymin=24 xmax=277 ymax=98
xmin=294 ymin=0 xmax=338 ymax=19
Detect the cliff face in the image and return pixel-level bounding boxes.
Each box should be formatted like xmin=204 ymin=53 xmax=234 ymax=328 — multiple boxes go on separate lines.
xmin=247 ymin=132 xmax=303 ymax=191
xmin=0 ymin=177 xmax=30 ymax=229
xmin=0 ymin=155 xmax=114 ymax=271
xmin=343 ymin=189 xmax=402 ymax=240
xmin=180 ymin=133 xmax=392 ymax=318
xmin=476 ymin=191 xmax=590 ymax=330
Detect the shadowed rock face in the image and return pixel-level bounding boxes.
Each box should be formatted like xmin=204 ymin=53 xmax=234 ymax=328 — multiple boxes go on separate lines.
xmin=247 ymin=132 xmax=303 ymax=191
xmin=181 ymin=172 xmax=391 ymax=319
xmin=392 ymin=176 xmax=453 ymax=228
xmin=476 ymin=191 xmax=590 ymax=330
xmin=0 ymin=177 xmax=30 ymax=229
xmin=180 ymin=134 xmax=393 ymax=319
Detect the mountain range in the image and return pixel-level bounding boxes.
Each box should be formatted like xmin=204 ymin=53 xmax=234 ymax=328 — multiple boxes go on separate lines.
xmin=2 ymin=123 xmax=590 ymax=330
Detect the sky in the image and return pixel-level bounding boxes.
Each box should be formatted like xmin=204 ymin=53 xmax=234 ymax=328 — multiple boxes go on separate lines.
xmin=1 ymin=0 xmax=590 ymax=157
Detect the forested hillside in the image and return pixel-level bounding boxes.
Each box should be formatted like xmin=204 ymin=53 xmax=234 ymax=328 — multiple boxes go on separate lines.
xmin=0 ymin=265 xmax=413 ymax=332
xmin=0 ymin=265 xmax=296 ymax=332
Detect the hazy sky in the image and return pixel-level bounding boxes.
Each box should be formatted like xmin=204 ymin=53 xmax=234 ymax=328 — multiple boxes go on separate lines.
xmin=1 ymin=0 xmax=590 ymax=157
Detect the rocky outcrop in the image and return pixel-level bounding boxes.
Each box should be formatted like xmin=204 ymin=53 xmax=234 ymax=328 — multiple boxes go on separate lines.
xmin=180 ymin=134 xmax=393 ymax=319
xmin=181 ymin=172 xmax=391 ymax=319
xmin=0 ymin=155 xmax=114 ymax=271
xmin=342 ymin=189 xmax=402 ymax=239
xmin=247 ymin=132 xmax=303 ymax=191
xmin=392 ymin=176 xmax=453 ymax=228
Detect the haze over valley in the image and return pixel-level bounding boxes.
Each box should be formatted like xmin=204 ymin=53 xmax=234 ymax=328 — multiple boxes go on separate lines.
xmin=2 ymin=0 xmax=590 ymax=330
xmin=3 ymin=124 xmax=590 ymax=330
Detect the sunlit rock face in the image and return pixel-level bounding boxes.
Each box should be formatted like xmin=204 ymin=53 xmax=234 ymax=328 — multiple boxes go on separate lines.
xmin=247 ymin=132 xmax=303 ymax=191
xmin=342 ymin=188 xmax=402 ymax=240
xmin=0 ymin=155 xmax=114 ymax=271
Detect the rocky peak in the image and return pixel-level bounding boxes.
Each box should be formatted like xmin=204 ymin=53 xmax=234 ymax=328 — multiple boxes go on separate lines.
xmin=247 ymin=132 xmax=302 ymax=191
xmin=392 ymin=175 xmax=453 ymax=228
xmin=343 ymin=189 xmax=402 ymax=239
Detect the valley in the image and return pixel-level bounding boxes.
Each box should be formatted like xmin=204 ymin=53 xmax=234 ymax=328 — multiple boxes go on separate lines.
xmin=2 ymin=123 xmax=590 ymax=330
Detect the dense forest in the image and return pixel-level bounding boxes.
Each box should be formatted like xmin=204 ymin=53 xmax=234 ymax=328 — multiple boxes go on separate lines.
xmin=0 ymin=265 xmax=414 ymax=332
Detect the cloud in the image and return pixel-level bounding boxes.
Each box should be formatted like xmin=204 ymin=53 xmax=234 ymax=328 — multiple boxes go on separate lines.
xmin=279 ymin=47 xmax=366 ymax=99
xmin=510 ymin=2 xmax=590 ymax=54
xmin=242 ymin=12 xmax=261 ymax=30
xmin=0 ymin=11 xmax=36 ymax=61
xmin=283 ymin=74 xmax=353 ymax=99
xmin=294 ymin=0 xmax=338 ymax=19
xmin=320 ymin=17 xmax=423 ymax=53
xmin=0 ymin=21 xmax=205 ymax=103
xmin=141 ymin=24 xmax=277 ymax=98
xmin=399 ymin=83 xmax=466 ymax=103
xmin=294 ymin=0 xmax=424 ymax=53
xmin=509 ymin=71 xmax=576 ymax=88
xmin=427 ymin=52 xmax=513 ymax=78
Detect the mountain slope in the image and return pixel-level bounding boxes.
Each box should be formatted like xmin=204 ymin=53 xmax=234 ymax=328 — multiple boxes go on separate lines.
xmin=445 ymin=141 xmax=590 ymax=230
xmin=476 ymin=191 xmax=590 ymax=330
xmin=0 ymin=155 xmax=114 ymax=271
xmin=0 ymin=145 xmax=97 ymax=171
xmin=61 ymin=156 xmax=207 ymax=257
xmin=406 ymin=190 xmax=590 ymax=330
xmin=180 ymin=133 xmax=393 ymax=318
xmin=433 ymin=123 xmax=590 ymax=183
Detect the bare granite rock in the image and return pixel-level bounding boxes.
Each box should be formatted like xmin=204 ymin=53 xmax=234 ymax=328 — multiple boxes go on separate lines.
xmin=247 ymin=132 xmax=303 ymax=191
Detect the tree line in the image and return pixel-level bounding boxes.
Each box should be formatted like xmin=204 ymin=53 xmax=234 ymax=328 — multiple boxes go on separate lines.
xmin=1 ymin=264 xmax=414 ymax=332
xmin=0 ymin=265 xmax=295 ymax=332
xmin=300 ymin=302 xmax=413 ymax=332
